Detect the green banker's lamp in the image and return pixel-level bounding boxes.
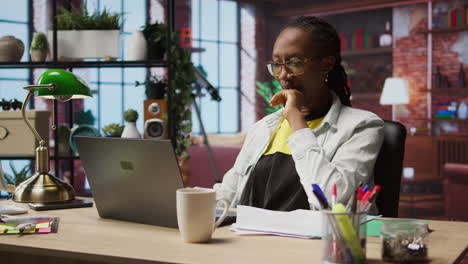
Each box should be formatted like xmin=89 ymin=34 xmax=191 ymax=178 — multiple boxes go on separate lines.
xmin=13 ymin=69 xmax=92 ymax=204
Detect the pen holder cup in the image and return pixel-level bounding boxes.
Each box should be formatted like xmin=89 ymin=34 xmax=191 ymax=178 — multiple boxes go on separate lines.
xmin=380 ymin=220 xmax=429 ymax=263
xmin=321 ymin=210 xmax=367 ymax=264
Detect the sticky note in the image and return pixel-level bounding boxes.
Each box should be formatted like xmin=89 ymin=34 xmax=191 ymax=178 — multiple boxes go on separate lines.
xmin=0 ymin=224 xmax=15 ymax=232
xmin=366 ymin=220 xmax=383 ymax=237
xmin=36 ymin=222 xmax=50 ymax=229
xmin=38 ymin=227 xmax=51 ymax=233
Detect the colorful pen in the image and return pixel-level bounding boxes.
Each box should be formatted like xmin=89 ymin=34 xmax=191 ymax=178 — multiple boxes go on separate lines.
xmin=332 ymin=184 xmax=337 ymax=206
xmin=312 ymin=184 xmax=330 ymax=209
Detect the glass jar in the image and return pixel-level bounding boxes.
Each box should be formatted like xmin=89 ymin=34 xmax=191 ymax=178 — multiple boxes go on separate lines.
xmin=381 ymin=220 xmax=430 ymax=263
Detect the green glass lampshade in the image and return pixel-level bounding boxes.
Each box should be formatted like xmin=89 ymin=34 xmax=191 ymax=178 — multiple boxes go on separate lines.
xmin=36 ymin=69 xmax=92 ymax=100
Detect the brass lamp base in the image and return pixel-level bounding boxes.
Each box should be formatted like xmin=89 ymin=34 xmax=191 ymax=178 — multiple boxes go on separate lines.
xmin=13 ymin=172 xmax=75 ymax=203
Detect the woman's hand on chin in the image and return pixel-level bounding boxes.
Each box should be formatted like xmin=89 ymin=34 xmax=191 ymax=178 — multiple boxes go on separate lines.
xmin=270 ymin=89 xmax=308 ymax=131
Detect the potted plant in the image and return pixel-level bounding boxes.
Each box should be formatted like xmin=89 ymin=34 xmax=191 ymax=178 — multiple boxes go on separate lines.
xmin=30 ymin=32 xmax=49 ymax=62
xmin=102 ymin=123 xmax=124 ymax=137
xmin=49 ymin=4 xmax=121 ymax=60
xmin=121 ymin=109 xmax=141 ymax=138
xmin=141 ymin=22 xmax=166 ymax=60
xmin=135 ymin=75 xmax=166 ymax=100
xmin=256 ymin=80 xmax=282 ymax=116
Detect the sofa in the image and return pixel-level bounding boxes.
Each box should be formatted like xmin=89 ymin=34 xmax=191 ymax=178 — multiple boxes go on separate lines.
xmin=186 ymin=144 xmax=241 ymax=188
xmin=444 ymin=163 xmax=468 ymax=221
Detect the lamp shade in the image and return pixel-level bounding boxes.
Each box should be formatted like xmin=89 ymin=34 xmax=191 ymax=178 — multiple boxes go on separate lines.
xmin=380 ymin=77 xmax=410 ymax=105
xmin=36 ymin=69 xmax=92 ymax=100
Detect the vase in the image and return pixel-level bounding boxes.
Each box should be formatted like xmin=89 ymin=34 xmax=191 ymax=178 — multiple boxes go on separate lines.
xmin=30 ymin=49 xmax=47 ymax=62
xmin=121 ymin=122 xmax=141 ymax=138
xmin=0 ymin=36 xmax=24 ymax=62
xmin=458 ymin=102 xmax=468 ymax=120
xmin=128 ymin=30 xmax=147 ymax=61
xmin=379 ymin=21 xmax=392 ymax=47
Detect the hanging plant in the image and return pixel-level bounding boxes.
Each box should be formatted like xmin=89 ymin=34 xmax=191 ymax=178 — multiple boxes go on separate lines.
xmin=142 ymin=22 xmax=197 ymax=159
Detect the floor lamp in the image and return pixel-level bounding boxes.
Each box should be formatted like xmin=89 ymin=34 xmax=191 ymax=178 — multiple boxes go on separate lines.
xmin=380 ymin=77 xmax=410 ymax=121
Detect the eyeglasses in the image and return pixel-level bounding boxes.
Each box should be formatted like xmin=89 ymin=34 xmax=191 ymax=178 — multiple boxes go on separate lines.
xmin=266 ymin=58 xmax=319 ymax=77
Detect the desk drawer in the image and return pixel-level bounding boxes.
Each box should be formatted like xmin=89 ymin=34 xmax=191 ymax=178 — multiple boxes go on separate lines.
xmin=0 ymin=111 xmax=50 ymax=156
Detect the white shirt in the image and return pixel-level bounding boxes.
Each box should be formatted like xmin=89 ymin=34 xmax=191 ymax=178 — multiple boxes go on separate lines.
xmin=214 ymin=92 xmax=384 ymax=211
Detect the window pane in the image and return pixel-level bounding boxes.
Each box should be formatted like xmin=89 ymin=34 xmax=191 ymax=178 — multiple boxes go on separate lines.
xmin=86 ymin=0 xmax=99 ymax=13
xmin=3 ymin=0 xmax=28 ymax=22
xmin=219 ymin=44 xmax=238 ymax=87
xmin=99 ymin=68 xmax=122 ymax=83
xmin=200 ymin=95 xmax=219 ymax=133
xmin=101 ymin=0 xmax=121 ymax=13
xmin=0 ymin=69 xmax=28 ymax=79
xmin=200 ymin=41 xmax=218 ymax=87
xmin=220 ymin=1 xmax=238 ymax=43
xmin=191 ymin=97 xmax=202 ymax=134
xmin=219 ymin=89 xmax=239 ymax=132
xmin=200 ymin=0 xmax=218 ymax=41
xmin=124 ymin=84 xmax=145 ymax=132
xmin=100 ymin=84 xmax=123 ymax=126
xmin=83 ymin=92 xmax=99 ymax=128
xmin=124 ymin=68 xmax=146 ymax=84
xmin=191 ymin=0 xmax=200 ymax=39
xmin=123 ymin=0 xmax=145 ymax=33
xmin=0 ymin=80 xmax=28 ymax=100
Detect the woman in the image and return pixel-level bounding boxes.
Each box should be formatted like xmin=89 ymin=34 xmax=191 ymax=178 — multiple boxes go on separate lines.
xmin=214 ymin=16 xmax=384 ymax=212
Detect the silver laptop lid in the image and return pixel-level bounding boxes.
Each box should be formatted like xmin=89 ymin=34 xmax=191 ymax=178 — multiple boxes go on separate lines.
xmin=75 ymin=136 xmax=184 ymax=228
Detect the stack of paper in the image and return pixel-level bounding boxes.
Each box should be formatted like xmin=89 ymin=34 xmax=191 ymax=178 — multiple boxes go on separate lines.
xmin=230 ymin=205 xmax=381 ymax=239
xmin=231 ymin=205 xmax=322 ymax=239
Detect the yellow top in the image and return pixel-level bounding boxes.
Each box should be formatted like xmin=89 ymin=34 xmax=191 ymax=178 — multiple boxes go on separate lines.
xmin=264 ymin=117 xmax=324 ymax=155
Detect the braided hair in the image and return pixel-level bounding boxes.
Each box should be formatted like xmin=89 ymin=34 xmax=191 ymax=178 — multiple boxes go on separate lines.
xmin=286 ymin=16 xmax=352 ymax=107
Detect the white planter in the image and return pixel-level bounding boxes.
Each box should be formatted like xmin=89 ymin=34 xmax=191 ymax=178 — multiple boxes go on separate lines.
xmin=127 ymin=30 xmax=147 ymax=60
xmin=121 ymin=122 xmax=141 ymax=139
xmin=48 ymin=30 xmax=120 ymax=59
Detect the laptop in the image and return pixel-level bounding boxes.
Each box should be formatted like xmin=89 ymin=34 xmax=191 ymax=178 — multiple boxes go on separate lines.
xmin=75 ymin=136 xmax=184 ymax=228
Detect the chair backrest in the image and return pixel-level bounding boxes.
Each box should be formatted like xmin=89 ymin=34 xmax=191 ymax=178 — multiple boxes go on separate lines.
xmin=373 ymin=120 xmax=407 ymax=217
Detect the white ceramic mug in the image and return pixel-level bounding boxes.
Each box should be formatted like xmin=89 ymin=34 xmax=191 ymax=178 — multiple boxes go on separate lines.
xmin=176 ymin=187 xmax=230 ymax=243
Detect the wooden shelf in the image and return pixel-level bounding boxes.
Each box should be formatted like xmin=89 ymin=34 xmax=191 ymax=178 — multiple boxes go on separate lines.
xmin=411 ymin=118 xmax=468 ymax=123
xmin=183 ymin=47 xmax=206 ymax=53
xmin=351 ymin=92 xmax=381 ymax=100
xmin=420 ymin=88 xmax=468 ymax=95
xmin=341 ymin=47 xmax=392 ymax=57
xmin=421 ymin=25 xmax=468 ymax=34
xmin=0 ymin=60 xmax=166 ymax=69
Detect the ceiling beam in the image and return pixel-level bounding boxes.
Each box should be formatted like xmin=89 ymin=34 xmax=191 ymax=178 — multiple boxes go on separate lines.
xmin=272 ymin=0 xmax=432 ymax=17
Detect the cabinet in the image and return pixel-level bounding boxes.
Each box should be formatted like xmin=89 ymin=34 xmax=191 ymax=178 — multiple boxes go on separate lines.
xmin=0 ymin=0 xmax=176 ymax=194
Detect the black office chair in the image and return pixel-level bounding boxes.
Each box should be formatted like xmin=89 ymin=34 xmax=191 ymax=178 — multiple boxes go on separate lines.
xmin=373 ymin=120 xmax=407 ymax=217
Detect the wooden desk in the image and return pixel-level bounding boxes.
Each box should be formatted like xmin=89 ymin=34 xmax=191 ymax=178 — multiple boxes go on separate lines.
xmin=0 ymin=200 xmax=467 ymax=264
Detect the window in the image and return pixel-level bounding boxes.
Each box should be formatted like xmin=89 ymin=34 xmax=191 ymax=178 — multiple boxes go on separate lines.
xmin=191 ymin=0 xmax=240 ymax=134
xmin=0 ymin=1 xmax=30 ymax=196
